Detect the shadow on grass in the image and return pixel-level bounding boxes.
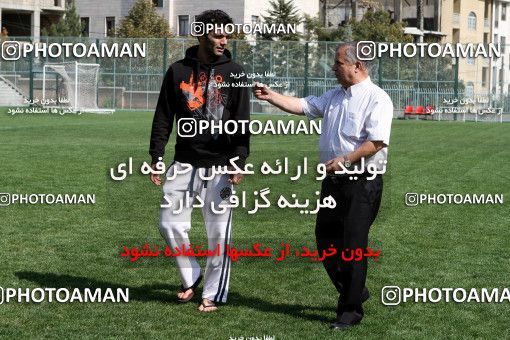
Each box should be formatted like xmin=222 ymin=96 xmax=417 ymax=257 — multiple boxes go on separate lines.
xmin=15 ymin=271 xmax=332 ymax=322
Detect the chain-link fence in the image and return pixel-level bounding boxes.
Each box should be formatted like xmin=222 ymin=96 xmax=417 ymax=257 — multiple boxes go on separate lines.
xmin=1 ymin=37 xmax=509 ymax=119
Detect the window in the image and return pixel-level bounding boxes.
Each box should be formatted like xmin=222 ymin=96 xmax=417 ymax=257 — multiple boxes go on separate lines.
xmin=495 ymin=5 xmax=499 ymax=28
xmin=467 ymin=12 xmax=476 ymax=31
xmin=453 ymin=28 xmax=460 ymax=43
xmin=54 ymin=0 xmax=61 ymax=6
xmin=106 ymin=17 xmax=115 ymax=37
xmin=152 ymin=0 xmax=163 ymax=7
xmin=502 ymin=3 xmax=507 ymax=21
xmin=80 ymin=17 xmax=89 ymax=37
xmin=178 ymin=15 xmax=189 ymax=36
xmin=466 ymin=56 xmax=474 ymax=64
xmin=453 ymin=0 xmax=460 ymax=13
xmin=465 ymin=82 xmax=474 ymax=98
xmin=482 ymin=67 xmax=488 ymax=87
xmin=251 ymin=15 xmax=260 ymax=26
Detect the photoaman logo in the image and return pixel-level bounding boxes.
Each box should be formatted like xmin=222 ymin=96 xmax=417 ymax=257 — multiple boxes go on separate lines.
xmin=357 ymin=41 xmax=501 ymax=60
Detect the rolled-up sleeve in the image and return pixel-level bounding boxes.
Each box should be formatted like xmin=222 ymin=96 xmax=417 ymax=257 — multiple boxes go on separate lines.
xmin=365 ymin=94 xmax=393 ymax=145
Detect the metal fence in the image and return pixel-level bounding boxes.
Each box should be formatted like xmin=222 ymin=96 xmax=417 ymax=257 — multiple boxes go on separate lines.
xmin=0 ymin=37 xmax=509 ymax=118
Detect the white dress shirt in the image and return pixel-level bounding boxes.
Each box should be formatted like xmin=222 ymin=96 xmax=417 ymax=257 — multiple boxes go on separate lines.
xmin=300 ymin=77 xmax=393 ymax=171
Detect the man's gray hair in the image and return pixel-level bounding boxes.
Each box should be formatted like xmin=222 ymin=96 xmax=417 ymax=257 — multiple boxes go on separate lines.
xmin=336 ymin=41 xmax=373 ymax=72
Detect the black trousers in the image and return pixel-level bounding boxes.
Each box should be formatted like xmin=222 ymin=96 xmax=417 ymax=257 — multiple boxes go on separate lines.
xmin=315 ymin=175 xmax=383 ymax=317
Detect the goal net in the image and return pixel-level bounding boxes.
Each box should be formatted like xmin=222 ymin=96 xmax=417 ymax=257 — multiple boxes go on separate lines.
xmin=42 ymin=61 xmax=113 ymax=114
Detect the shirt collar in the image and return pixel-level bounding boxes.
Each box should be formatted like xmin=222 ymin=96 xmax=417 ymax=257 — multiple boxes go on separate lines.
xmin=341 ymin=76 xmax=372 ymax=97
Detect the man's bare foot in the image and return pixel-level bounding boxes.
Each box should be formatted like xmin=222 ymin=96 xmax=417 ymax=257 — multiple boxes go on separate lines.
xmin=198 ymin=298 xmax=218 ymax=312
xmin=177 ymin=275 xmax=203 ymax=303
xmin=177 ymin=288 xmax=194 ymax=302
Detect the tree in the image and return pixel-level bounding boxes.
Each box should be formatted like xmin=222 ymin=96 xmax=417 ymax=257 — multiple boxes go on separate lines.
xmin=42 ymin=0 xmax=82 ymax=37
xmin=350 ymin=9 xmax=412 ymax=43
xmin=304 ymin=10 xmax=410 ymax=43
xmin=303 ymin=14 xmax=345 ymax=41
xmin=260 ymin=0 xmax=302 ymax=41
xmin=116 ymin=0 xmax=172 ymax=38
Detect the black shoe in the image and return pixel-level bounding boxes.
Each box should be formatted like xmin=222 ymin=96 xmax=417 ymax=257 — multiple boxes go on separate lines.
xmin=335 ymin=287 xmax=370 ymax=315
xmin=362 ymin=287 xmax=370 ymax=303
xmin=330 ymin=321 xmax=357 ymax=330
xmin=330 ymin=311 xmax=363 ymax=330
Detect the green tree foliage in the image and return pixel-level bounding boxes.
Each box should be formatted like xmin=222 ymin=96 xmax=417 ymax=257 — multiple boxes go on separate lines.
xmin=304 ymin=10 xmax=412 ymax=43
xmin=350 ymin=9 xmax=412 ymax=43
xmin=42 ymin=0 xmax=82 ymax=37
xmin=301 ymin=9 xmax=457 ymax=91
xmin=303 ymin=14 xmax=345 ymax=42
xmin=261 ymin=0 xmax=302 ymax=41
xmin=116 ymin=0 xmax=172 ymax=38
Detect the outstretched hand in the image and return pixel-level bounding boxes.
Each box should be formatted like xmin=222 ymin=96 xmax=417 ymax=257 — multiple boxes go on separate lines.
xmin=253 ymin=82 xmax=272 ymax=101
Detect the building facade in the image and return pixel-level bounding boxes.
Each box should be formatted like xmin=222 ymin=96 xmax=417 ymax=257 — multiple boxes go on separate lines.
xmin=491 ymin=0 xmax=509 ymax=95
xmin=0 ymin=0 xmax=66 ymax=40
xmin=74 ymin=0 xmax=139 ymax=38
xmin=440 ymin=0 xmax=491 ymax=97
xmin=75 ymin=0 xmax=319 ymax=38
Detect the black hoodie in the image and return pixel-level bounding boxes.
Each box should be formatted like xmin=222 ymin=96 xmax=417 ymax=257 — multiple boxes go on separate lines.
xmin=149 ymin=45 xmax=250 ymax=168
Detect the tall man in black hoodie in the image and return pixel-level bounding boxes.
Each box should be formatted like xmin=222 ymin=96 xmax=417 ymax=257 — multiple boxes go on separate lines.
xmin=149 ymin=10 xmax=250 ymax=312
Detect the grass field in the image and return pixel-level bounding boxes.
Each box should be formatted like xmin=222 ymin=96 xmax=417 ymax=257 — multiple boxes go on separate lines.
xmin=0 ymin=109 xmax=509 ymax=339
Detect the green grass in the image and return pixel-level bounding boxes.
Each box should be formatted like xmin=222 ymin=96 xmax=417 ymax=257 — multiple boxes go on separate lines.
xmin=0 ymin=109 xmax=509 ymax=339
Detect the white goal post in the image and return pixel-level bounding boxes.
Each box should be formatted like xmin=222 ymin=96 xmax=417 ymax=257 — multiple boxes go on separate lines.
xmin=42 ymin=61 xmax=114 ymax=114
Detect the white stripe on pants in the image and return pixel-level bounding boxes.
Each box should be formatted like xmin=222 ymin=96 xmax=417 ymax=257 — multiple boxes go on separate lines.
xmin=159 ymin=161 xmax=233 ymax=303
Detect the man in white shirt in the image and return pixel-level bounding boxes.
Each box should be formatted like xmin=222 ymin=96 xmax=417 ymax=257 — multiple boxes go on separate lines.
xmin=254 ymin=41 xmax=393 ymax=330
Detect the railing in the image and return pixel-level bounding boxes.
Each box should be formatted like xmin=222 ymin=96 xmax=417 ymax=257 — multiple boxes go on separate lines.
xmin=1 ymin=37 xmax=510 ymax=113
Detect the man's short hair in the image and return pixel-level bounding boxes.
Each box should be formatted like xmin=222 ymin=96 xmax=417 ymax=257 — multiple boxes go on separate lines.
xmin=336 ymin=41 xmax=373 ymax=72
xmin=195 ymin=10 xmax=233 ymax=36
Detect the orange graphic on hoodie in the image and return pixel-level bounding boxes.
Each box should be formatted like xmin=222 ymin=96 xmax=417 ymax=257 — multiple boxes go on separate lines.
xmin=180 ymin=73 xmax=205 ymax=111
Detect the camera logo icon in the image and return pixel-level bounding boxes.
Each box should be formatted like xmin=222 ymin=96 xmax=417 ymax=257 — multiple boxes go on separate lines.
xmin=177 ymin=118 xmax=197 ymax=137
xmin=190 ymin=22 xmax=205 ymax=37
xmin=405 ymin=193 xmax=419 ymax=207
xmin=357 ymin=41 xmax=376 ymax=61
xmin=1 ymin=41 xmax=21 ymax=61
xmin=0 ymin=193 xmax=11 ymax=207
xmin=381 ymin=286 xmax=401 ymax=306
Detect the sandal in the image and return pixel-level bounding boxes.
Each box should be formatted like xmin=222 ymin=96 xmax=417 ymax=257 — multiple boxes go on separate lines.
xmin=177 ymin=274 xmax=202 ymax=303
xmin=198 ymin=299 xmax=218 ymax=312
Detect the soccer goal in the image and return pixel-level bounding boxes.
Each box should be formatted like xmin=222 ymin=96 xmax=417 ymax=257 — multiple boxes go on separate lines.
xmin=42 ymin=61 xmax=114 ymax=114
xmin=474 ymin=107 xmax=504 ymax=123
